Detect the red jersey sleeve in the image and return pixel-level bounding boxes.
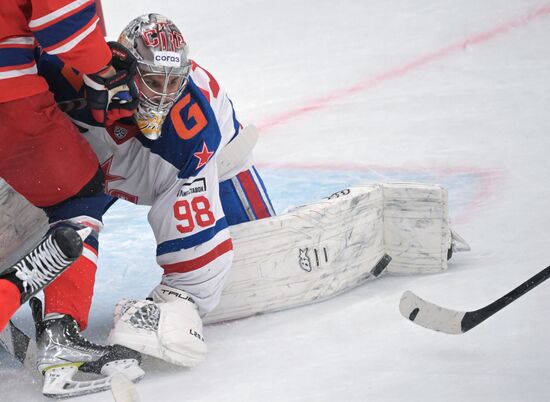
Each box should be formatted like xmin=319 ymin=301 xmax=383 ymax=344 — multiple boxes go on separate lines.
xmin=29 ymin=0 xmax=110 ymax=74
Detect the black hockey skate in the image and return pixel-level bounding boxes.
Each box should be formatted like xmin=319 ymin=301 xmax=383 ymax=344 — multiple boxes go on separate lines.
xmin=31 ymin=298 xmax=145 ymax=398
xmin=0 ymin=224 xmax=88 ymax=304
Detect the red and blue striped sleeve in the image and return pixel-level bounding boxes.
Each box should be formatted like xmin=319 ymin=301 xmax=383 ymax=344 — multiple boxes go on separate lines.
xmin=0 ymin=36 xmax=38 ymax=78
xmin=30 ymin=0 xmax=110 ymax=74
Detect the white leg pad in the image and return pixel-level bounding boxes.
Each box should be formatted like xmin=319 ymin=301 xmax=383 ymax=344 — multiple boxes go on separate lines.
xmin=150 ymin=285 xmax=207 ymax=367
xmin=204 ymin=185 xmax=386 ymax=324
xmin=108 ymin=299 xmax=163 ymax=360
xmin=109 ymin=285 xmax=207 ymax=367
xmin=382 ymin=182 xmax=451 ymax=274
xmin=204 ymin=183 xmax=453 ymax=324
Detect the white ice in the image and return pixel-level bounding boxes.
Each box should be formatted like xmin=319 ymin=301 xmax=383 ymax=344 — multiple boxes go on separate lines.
xmin=2 ymin=1 xmax=550 ymax=401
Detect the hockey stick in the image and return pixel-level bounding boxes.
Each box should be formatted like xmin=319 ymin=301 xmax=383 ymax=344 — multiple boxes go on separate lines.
xmin=399 ymin=264 xmax=550 ymax=334
xmin=0 ymin=320 xmax=33 ymax=368
xmin=57 ymin=97 xmax=87 ymax=112
xmin=111 ymin=373 xmax=141 ymax=402
xmin=0 ymin=297 xmax=47 ymax=370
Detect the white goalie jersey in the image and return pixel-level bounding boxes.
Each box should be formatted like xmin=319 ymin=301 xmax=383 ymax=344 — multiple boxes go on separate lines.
xmin=61 ymin=62 xmax=259 ymax=314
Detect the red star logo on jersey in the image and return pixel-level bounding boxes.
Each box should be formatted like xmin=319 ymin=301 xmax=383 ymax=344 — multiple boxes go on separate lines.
xmin=194 ymin=143 xmax=214 ymax=170
xmin=99 ymin=156 xmax=139 ymax=203
xmin=101 ymin=156 xmax=125 ymax=189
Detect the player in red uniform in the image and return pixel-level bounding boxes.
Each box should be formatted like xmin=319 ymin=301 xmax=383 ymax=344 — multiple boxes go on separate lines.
xmin=0 ymin=0 xmax=139 ymax=331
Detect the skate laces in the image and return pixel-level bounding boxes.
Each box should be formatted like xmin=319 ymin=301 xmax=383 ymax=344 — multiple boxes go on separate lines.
xmin=14 ymin=235 xmax=71 ymax=293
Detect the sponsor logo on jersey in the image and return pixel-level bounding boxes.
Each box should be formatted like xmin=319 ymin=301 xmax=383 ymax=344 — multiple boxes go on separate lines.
xmin=106 ymin=122 xmax=139 ymax=144
xmin=113 ymin=125 xmax=128 ymax=140
xmin=153 ymin=51 xmax=181 ymax=67
xmin=178 ymin=178 xmax=207 ymax=197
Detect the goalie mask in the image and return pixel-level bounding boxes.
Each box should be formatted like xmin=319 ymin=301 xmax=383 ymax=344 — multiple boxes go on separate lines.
xmin=119 ymin=14 xmax=191 ymax=139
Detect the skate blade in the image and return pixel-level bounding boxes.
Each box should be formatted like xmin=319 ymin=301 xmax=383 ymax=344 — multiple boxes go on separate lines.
xmin=42 ymin=360 xmax=144 ymax=399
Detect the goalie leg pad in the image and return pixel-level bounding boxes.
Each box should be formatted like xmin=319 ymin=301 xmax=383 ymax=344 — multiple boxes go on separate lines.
xmin=151 ymin=284 xmax=207 ymax=367
xmin=382 ymin=182 xmax=452 ymax=274
xmin=108 ymin=299 xmax=163 ymax=359
xmin=109 ymin=285 xmax=207 ymax=367
xmin=203 ymin=183 xmax=462 ymax=324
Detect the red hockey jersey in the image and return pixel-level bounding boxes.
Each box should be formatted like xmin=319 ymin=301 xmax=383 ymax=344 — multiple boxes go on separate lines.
xmin=0 ymin=0 xmax=110 ymax=102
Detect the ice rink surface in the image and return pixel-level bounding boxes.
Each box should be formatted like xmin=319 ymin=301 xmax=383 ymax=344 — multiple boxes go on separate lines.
xmin=2 ymin=1 xmax=550 ymax=401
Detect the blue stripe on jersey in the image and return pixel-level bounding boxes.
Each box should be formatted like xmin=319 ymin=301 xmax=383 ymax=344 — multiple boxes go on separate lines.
xmin=42 ymin=193 xmax=114 ymax=223
xmin=34 ymin=3 xmax=96 ymax=49
xmin=0 ymin=48 xmax=35 ymax=68
xmin=156 ymin=217 xmax=229 ymax=256
xmin=136 ymin=77 xmax=222 ymax=178
xmin=84 ymin=233 xmax=99 ymax=251
xmin=219 ymin=178 xmax=252 ymax=226
xmin=227 ymin=97 xmax=241 ymax=142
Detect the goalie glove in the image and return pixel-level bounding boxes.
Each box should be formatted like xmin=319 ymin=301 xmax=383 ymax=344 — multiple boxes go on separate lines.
xmin=83 ymin=42 xmax=139 ymax=126
xmin=108 ymin=284 xmax=207 ymax=367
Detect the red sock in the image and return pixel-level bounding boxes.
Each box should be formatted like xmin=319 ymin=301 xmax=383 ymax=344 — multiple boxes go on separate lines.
xmin=44 ymin=252 xmax=97 ymax=330
xmin=0 ymin=279 xmax=21 ymax=331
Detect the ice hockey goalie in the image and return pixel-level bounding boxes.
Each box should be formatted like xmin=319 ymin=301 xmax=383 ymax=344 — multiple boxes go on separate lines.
xmin=0 ymin=179 xmax=469 ymax=371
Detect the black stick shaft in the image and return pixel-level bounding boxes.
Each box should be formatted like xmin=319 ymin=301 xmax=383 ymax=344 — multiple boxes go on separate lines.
xmin=57 ymin=98 xmax=87 ymax=113
xmin=462 ymin=265 xmax=550 ymax=332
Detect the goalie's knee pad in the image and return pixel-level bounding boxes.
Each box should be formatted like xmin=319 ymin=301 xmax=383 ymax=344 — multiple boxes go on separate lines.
xmin=108 ymin=285 xmax=206 ymax=367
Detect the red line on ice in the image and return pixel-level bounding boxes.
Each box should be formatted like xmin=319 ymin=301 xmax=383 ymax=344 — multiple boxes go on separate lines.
xmin=257 ymin=4 xmax=550 ymax=132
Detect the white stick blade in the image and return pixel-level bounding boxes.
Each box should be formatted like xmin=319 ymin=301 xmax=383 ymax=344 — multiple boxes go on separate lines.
xmin=399 ymin=290 xmax=466 ymax=334
xmin=111 ymin=373 xmax=140 ymax=402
